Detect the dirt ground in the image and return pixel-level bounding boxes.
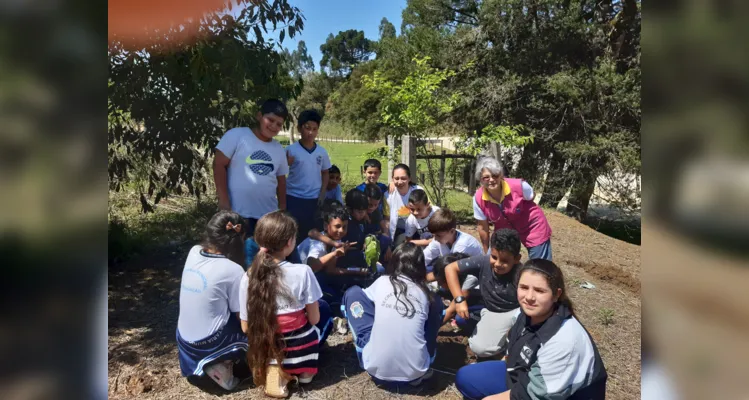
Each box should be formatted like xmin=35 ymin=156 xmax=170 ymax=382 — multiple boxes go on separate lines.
xmin=108 ymin=210 xmax=640 ymax=399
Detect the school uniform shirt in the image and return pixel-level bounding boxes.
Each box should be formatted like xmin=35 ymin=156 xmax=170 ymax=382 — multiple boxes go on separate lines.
xmin=286 ymin=141 xmax=332 ymax=199
xmin=216 ymin=127 xmax=289 ymax=219
xmin=325 ymin=185 xmax=343 ymax=204
xmin=386 ymin=185 xmax=422 ymax=238
xmin=365 ymin=209 xmax=384 ymax=235
xmin=177 ymin=246 xmax=245 ymax=342
xmin=238 ymin=261 xmax=323 ymax=320
xmin=457 ymin=255 xmax=520 ymax=313
xmin=404 ymin=205 xmax=441 ymax=239
xmin=356 ymin=182 xmax=389 ymax=215
xmin=297 ymin=236 xmax=335 ymax=264
xmin=361 ymin=275 xmax=431 ymax=382
xmin=504 ymin=304 xmax=607 ymax=400
xmin=423 ymin=230 xmax=484 ymax=268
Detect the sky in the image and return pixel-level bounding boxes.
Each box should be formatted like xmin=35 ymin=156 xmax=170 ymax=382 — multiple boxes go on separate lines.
xmin=277 ymin=0 xmax=406 ymax=71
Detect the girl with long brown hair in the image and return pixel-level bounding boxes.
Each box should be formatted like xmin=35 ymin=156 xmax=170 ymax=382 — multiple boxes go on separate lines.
xmin=238 ymin=211 xmax=332 ymax=398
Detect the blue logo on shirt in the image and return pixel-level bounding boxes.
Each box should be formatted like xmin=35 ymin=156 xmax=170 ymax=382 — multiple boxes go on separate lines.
xmin=350 ymin=301 xmax=364 ymax=319
xmin=245 ymin=150 xmax=275 ymax=176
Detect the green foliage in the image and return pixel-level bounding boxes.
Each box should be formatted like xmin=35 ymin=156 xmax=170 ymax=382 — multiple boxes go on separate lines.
xmin=456 ymin=124 xmax=533 ymax=156
xmin=320 ymin=30 xmax=374 ymax=76
xmin=599 ymin=308 xmax=615 ymax=326
xmin=288 ymin=72 xmax=339 ymax=118
xmin=379 ymin=18 xmax=397 ymax=40
xmin=108 ymin=3 xmax=304 ymax=211
xmin=283 ymin=40 xmax=315 ymax=78
xmin=362 ymin=56 xmax=462 ymax=139
xmin=363 ymin=146 xmax=400 ymax=161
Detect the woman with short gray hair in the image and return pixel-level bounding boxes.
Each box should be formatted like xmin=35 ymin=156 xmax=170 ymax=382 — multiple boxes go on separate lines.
xmin=472 ymin=157 xmax=552 ymax=260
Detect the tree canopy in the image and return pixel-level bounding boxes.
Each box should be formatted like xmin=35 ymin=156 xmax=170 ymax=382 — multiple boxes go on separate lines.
xmin=319 ymin=29 xmax=374 ymax=76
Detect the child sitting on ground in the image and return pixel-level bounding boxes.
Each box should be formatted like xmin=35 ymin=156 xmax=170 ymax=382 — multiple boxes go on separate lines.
xmin=363 ymin=183 xmax=392 ymax=263
xmin=422 ymin=208 xmax=484 ymax=281
xmin=239 ymin=211 xmax=333 ymax=398
xmin=397 ymin=189 xmax=440 ymax=248
xmin=176 ymin=210 xmax=248 ymax=391
xmin=356 ymin=159 xmax=389 ymax=216
xmin=325 ymin=165 xmax=343 ymax=204
xmin=442 ymin=228 xmax=522 ymax=358
xmin=342 ymin=242 xmax=443 ymax=387
xmin=431 ymin=253 xmax=484 ymax=333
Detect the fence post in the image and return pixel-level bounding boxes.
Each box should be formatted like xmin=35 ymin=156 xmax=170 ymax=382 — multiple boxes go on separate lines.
xmin=387 ymin=134 xmax=394 ymax=180
xmin=401 ymin=135 xmax=417 ymax=184
xmin=468 ymin=159 xmax=477 ymax=195
xmin=439 ymin=150 xmax=446 ymax=186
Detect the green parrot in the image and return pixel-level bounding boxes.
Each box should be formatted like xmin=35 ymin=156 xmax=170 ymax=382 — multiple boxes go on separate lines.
xmin=363 ymin=234 xmax=381 ymax=274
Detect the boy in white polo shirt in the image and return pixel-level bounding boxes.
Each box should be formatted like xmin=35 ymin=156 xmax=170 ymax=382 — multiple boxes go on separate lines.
xmin=213 ymin=99 xmax=290 ymax=236
xmin=285 ymin=109 xmax=332 ymax=243
xmin=422 ymin=208 xmax=484 ymax=281
xmin=402 ymin=189 xmax=440 ymax=247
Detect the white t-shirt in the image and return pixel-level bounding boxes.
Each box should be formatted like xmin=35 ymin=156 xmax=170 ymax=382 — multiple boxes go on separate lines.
xmin=361 ymin=275 xmax=431 ymax=382
xmin=423 ymin=230 xmax=484 ymax=267
xmin=285 ymin=141 xmax=332 ymax=199
xmin=296 ymin=237 xmax=331 ymax=264
xmin=387 ymin=185 xmax=422 ymax=237
xmin=177 ymin=246 xmax=245 ymax=342
xmin=473 ymin=181 xmax=535 ymax=220
xmin=404 ymin=205 xmax=440 ymax=239
xmin=238 ymin=261 xmax=323 ymax=320
xmin=216 ymin=127 xmax=289 ymax=219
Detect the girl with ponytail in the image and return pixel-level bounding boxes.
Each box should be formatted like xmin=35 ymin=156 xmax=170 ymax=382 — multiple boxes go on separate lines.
xmin=455 ymin=259 xmax=608 ymax=400
xmin=238 ymin=211 xmax=333 ymax=398
xmin=176 ymin=210 xmax=248 ymax=391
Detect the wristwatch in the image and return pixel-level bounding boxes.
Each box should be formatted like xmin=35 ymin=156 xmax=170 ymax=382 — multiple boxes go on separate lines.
xmin=454 ymin=296 xmax=465 ymax=304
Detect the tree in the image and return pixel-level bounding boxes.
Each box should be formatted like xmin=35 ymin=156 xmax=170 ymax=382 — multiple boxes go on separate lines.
xmin=319 ymin=30 xmax=374 ymax=76
xmin=283 ymin=40 xmax=315 ymax=78
xmin=363 ymin=56 xmax=462 ymax=206
xmin=379 ymin=18 xmax=397 ymax=40
xmin=108 ymin=2 xmax=304 ymax=211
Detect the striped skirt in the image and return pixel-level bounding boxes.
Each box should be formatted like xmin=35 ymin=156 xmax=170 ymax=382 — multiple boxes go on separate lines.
xmin=271 ymin=309 xmax=320 ymax=376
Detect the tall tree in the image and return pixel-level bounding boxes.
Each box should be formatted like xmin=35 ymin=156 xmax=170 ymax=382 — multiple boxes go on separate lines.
xmin=319 ymin=29 xmax=374 ymax=76
xmin=379 ymin=17 xmax=397 ymax=40
xmin=109 ymin=3 xmax=304 ymax=211
xmin=283 ymin=40 xmax=315 ymax=78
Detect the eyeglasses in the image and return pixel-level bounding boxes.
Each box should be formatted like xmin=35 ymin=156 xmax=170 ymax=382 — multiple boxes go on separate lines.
xmin=481 ymin=174 xmax=501 ymax=182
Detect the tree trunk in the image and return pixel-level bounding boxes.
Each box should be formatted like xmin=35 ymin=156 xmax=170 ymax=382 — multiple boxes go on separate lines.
xmin=514 ymin=141 xmax=543 ymax=187
xmin=566 ymin=168 xmax=598 ymax=222
xmin=539 ymin=152 xmax=571 ymax=209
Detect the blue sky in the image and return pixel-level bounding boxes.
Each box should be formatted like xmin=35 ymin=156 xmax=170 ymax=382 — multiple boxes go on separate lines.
xmin=277 ymin=0 xmax=406 ymax=71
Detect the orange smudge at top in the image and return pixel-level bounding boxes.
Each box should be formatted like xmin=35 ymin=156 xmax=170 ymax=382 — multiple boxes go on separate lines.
xmin=398 ymin=206 xmax=411 ymax=218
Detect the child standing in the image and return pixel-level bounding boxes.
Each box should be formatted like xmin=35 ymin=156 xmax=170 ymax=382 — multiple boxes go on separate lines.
xmin=285 ymin=110 xmax=332 ymax=244
xmin=239 ymin=211 xmax=333 ymax=398
xmin=325 ymin=165 xmax=344 ymax=204
xmin=176 ymin=211 xmax=248 ymax=391
xmin=356 ymin=159 xmax=389 ymax=215
xmin=400 ymin=189 xmax=440 ymax=247
xmin=213 ymin=99 xmax=289 ymax=237
xmin=422 ymin=208 xmax=484 ymax=272
xmin=342 ymin=243 xmax=442 ymax=386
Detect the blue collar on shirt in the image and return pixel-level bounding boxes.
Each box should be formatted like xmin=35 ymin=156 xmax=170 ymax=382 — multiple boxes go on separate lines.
xmin=200 ymin=249 xmax=227 ymax=258
xmin=300 ymin=141 xmax=317 ymax=154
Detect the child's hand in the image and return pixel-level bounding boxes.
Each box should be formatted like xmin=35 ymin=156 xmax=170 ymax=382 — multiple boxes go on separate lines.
xmin=388 ymin=181 xmax=395 ymax=194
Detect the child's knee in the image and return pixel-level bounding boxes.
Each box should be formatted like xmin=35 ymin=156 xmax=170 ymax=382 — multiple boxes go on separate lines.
xmin=468 ymin=337 xmax=498 ymax=358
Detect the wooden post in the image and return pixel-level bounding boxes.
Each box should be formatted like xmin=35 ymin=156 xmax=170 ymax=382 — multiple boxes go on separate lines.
xmin=387 ymin=134 xmax=395 ymax=180
xmin=468 ymin=159 xmax=477 ymax=194
xmin=401 ymin=135 xmax=418 ymax=184
xmin=439 ymin=150 xmax=446 ymax=187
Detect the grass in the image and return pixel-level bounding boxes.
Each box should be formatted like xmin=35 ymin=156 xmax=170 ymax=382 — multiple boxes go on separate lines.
xmin=598 ymin=308 xmax=615 ymax=326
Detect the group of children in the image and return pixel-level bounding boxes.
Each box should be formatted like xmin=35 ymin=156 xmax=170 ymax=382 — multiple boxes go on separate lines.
xmin=176 ymin=99 xmax=608 ymax=399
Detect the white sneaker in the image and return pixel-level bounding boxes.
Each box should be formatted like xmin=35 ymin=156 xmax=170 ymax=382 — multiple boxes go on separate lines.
xmin=205 ymin=360 xmax=239 ymax=391
xmin=298 ymin=372 xmax=315 ymax=384
xmin=334 ymin=317 xmax=348 ymax=334
xmin=409 ymin=369 xmax=434 ymax=386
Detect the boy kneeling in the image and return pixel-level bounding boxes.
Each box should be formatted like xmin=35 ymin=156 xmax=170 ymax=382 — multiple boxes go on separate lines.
xmin=443 ymin=228 xmax=522 ymax=358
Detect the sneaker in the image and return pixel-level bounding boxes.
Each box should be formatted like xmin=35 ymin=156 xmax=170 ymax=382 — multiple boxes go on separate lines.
xmin=205 ymin=360 xmax=239 ymax=391
xmin=334 ymin=317 xmax=348 ymax=335
xmin=409 ymin=369 xmax=434 ymax=386
xmin=297 ymin=372 xmax=315 ymax=384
